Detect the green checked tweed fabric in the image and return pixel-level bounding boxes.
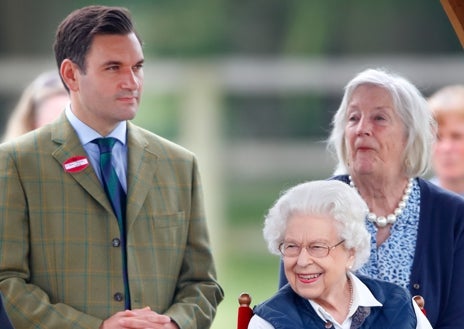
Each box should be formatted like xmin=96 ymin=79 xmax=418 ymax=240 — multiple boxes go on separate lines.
xmin=0 ymin=117 xmax=223 ymax=329
xmin=92 ymin=137 xmax=131 ymax=309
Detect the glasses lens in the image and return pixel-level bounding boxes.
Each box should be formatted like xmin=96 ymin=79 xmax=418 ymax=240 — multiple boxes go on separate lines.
xmin=280 ymin=241 xmax=344 ymax=258
xmin=280 ymin=243 xmax=300 ymax=257
xmin=308 ymin=245 xmax=329 ymax=257
xmin=281 ymin=243 xmax=329 ymax=258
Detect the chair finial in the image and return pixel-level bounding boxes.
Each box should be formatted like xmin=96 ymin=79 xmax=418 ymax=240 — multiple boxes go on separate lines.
xmin=238 ymin=293 xmax=252 ymax=307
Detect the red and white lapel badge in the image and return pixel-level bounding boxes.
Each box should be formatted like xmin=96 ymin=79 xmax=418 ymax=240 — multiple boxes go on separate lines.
xmin=63 ymin=156 xmax=89 ymax=173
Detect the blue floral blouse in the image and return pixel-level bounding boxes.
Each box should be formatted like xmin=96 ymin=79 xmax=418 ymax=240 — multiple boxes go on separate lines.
xmin=357 ymin=178 xmax=420 ymax=290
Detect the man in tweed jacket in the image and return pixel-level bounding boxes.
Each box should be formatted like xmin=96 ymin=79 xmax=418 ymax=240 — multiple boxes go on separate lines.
xmin=0 ymin=5 xmax=223 ymax=329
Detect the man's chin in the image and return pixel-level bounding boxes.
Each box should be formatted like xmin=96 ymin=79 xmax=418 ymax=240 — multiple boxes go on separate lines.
xmin=120 ymin=108 xmax=138 ymax=121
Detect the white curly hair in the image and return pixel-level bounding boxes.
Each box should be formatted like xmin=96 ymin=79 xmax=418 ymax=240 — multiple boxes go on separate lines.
xmin=263 ymin=180 xmax=370 ymax=270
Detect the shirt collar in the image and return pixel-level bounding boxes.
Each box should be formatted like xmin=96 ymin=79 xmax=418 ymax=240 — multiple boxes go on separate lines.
xmin=65 ymin=104 xmax=127 ymax=146
xmin=348 ymin=272 xmax=382 ymax=315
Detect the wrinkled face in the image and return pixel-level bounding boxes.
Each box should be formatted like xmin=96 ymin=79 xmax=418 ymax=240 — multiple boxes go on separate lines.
xmin=344 ymin=84 xmax=407 ymax=177
xmin=64 ymin=32 xmax=144 ymax=136
xmin=433 ymin=113 xmax=464 ymax=184
xmin=283 ymin=214 xmax=354 ymax=304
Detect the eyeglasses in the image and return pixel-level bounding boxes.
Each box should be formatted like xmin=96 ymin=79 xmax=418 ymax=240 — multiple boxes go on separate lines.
xmin=279 ymin=240 xmax=345 ymax=258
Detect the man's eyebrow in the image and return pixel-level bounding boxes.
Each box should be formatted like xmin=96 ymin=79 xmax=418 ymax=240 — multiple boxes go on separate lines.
xmin=102 ymin=60 xmax=122 ymax=67
xmin=101 ymin=59 xmax=145 ymax=67
xmin=135 ymin=59 xmax=145 ymax=65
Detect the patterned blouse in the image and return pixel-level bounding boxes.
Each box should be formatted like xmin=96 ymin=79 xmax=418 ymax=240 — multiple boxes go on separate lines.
xmin=357 ymin=178 xmax=420 ymax=290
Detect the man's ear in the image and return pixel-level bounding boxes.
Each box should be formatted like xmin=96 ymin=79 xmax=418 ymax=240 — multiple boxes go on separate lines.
xmin=60 ymin=59 xmax=80 ymax=92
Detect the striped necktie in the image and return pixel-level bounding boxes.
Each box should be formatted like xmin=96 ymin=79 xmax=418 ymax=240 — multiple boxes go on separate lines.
xmin=92 ymin=137 xmax=131 ymax=309
xmin=93 ymin=137 xmax=126 ymax=220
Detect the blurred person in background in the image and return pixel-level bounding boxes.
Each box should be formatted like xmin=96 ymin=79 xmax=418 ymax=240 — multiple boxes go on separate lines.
xmin=428 ymin=85 xmax=464 ymax=196
xmin=0 ymin=5 xmax=222 ymax=329
xmin=279 ymin=68 xmax=464 ymax=328
xmin=251 ymin=180 xmax=431 ymax=329
xmin=2 ymin=70 xmax=68 ymax=142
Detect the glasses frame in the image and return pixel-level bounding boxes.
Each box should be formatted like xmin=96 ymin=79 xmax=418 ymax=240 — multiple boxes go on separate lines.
xmin=279 ymin=239 xmax=345 ymax=258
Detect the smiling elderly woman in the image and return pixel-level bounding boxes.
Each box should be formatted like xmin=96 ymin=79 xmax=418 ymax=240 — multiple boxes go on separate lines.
xmin=249 ymin=180 xmax=432 ymax=329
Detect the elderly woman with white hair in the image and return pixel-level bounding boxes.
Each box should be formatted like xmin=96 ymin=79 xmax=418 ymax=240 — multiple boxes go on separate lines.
xmin=277 ymin=68 xmax=464 ymax=328
xmin=250 ymin=180 xmax=432 ymax=329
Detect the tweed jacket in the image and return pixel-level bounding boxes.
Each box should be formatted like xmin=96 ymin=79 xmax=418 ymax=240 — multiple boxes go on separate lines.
xmin=0 ymin=114 xmax=224 ymax=329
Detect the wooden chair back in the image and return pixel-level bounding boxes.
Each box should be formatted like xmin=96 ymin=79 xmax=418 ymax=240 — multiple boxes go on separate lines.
xmin=237 ymin=293 xmax=253 ymax=329
xmin=237 ymin=292 xmax=427 ymax=328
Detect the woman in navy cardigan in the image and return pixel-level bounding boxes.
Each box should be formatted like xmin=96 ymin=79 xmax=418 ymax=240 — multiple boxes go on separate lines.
xmin=253 ymin=180 xmax=431 ymax=328
xmin=279 ymin=68 xmax=464 ymax=328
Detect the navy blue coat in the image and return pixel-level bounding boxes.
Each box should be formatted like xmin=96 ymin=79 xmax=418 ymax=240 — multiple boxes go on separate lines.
xmin=279 ymin=177 xmax=464 ymax=328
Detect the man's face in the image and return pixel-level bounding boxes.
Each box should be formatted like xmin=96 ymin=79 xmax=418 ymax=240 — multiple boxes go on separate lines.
xmin=71 ymin=32 xmax=144 ymax=135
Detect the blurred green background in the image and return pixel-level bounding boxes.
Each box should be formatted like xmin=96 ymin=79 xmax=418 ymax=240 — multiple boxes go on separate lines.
xmin=0 ymin=1 xmax=462 ymax=328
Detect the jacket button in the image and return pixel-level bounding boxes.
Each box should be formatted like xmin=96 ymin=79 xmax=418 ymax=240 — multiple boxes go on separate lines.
xmin=112 ymin=238 xmax=121 ymax=247
xmin=413 ymin=283 xmax=420 ymax=290
xmin=113 ymin=292 xmax=124 ymax=302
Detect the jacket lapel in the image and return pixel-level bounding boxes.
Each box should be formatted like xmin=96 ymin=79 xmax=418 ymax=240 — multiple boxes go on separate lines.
xmin=125 ymin=122 xmax=158 ymax=230
xmin=50 ymin=114 xmax=114 ymax=215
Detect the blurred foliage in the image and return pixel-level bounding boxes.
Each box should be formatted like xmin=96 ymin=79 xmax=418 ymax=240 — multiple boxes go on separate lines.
xmin=214 ymin=250 xmax=279 ymax=329
xmin=0 ymin=0 xmax=460 ymax=57
xmin=132 ymin=93 xmax=180 ymax=140
xmin=1 ymin=0 xmax=460 ymax=140
xmin=136 ymin=1 xmax=227 ymax=57
xmin=225 ymin=93 xmax=336 ymax=139
xmin=225 ymin=174 xmax=325 ymax=226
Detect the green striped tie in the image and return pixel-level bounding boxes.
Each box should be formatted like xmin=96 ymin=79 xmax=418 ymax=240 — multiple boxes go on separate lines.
xmin=93 ymin=137 xmax=130 ymax=309
xmin=93 ymin=138 xmax=126 ymax=220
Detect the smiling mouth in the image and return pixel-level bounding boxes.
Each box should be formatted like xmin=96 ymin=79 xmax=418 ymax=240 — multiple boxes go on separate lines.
xmin=298 ymin=273 xmax=321 ymax=280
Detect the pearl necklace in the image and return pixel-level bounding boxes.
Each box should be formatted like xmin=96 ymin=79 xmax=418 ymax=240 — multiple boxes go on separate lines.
xmin=349 ymin=176 xmax=413 ymax=227
xmin=348 ymin=277 xmax=354 ymax=312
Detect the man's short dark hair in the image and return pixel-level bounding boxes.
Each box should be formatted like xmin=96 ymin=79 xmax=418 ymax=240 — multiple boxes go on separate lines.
xmin=53 ymin=5 xmax=142 ymax=74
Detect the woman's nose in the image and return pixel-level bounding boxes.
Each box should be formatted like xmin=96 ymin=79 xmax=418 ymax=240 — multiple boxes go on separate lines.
xmin=296 ymin=247 xmax=315 ymax=267
xmin=356 ymin=117 xmax=371 ymax=136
